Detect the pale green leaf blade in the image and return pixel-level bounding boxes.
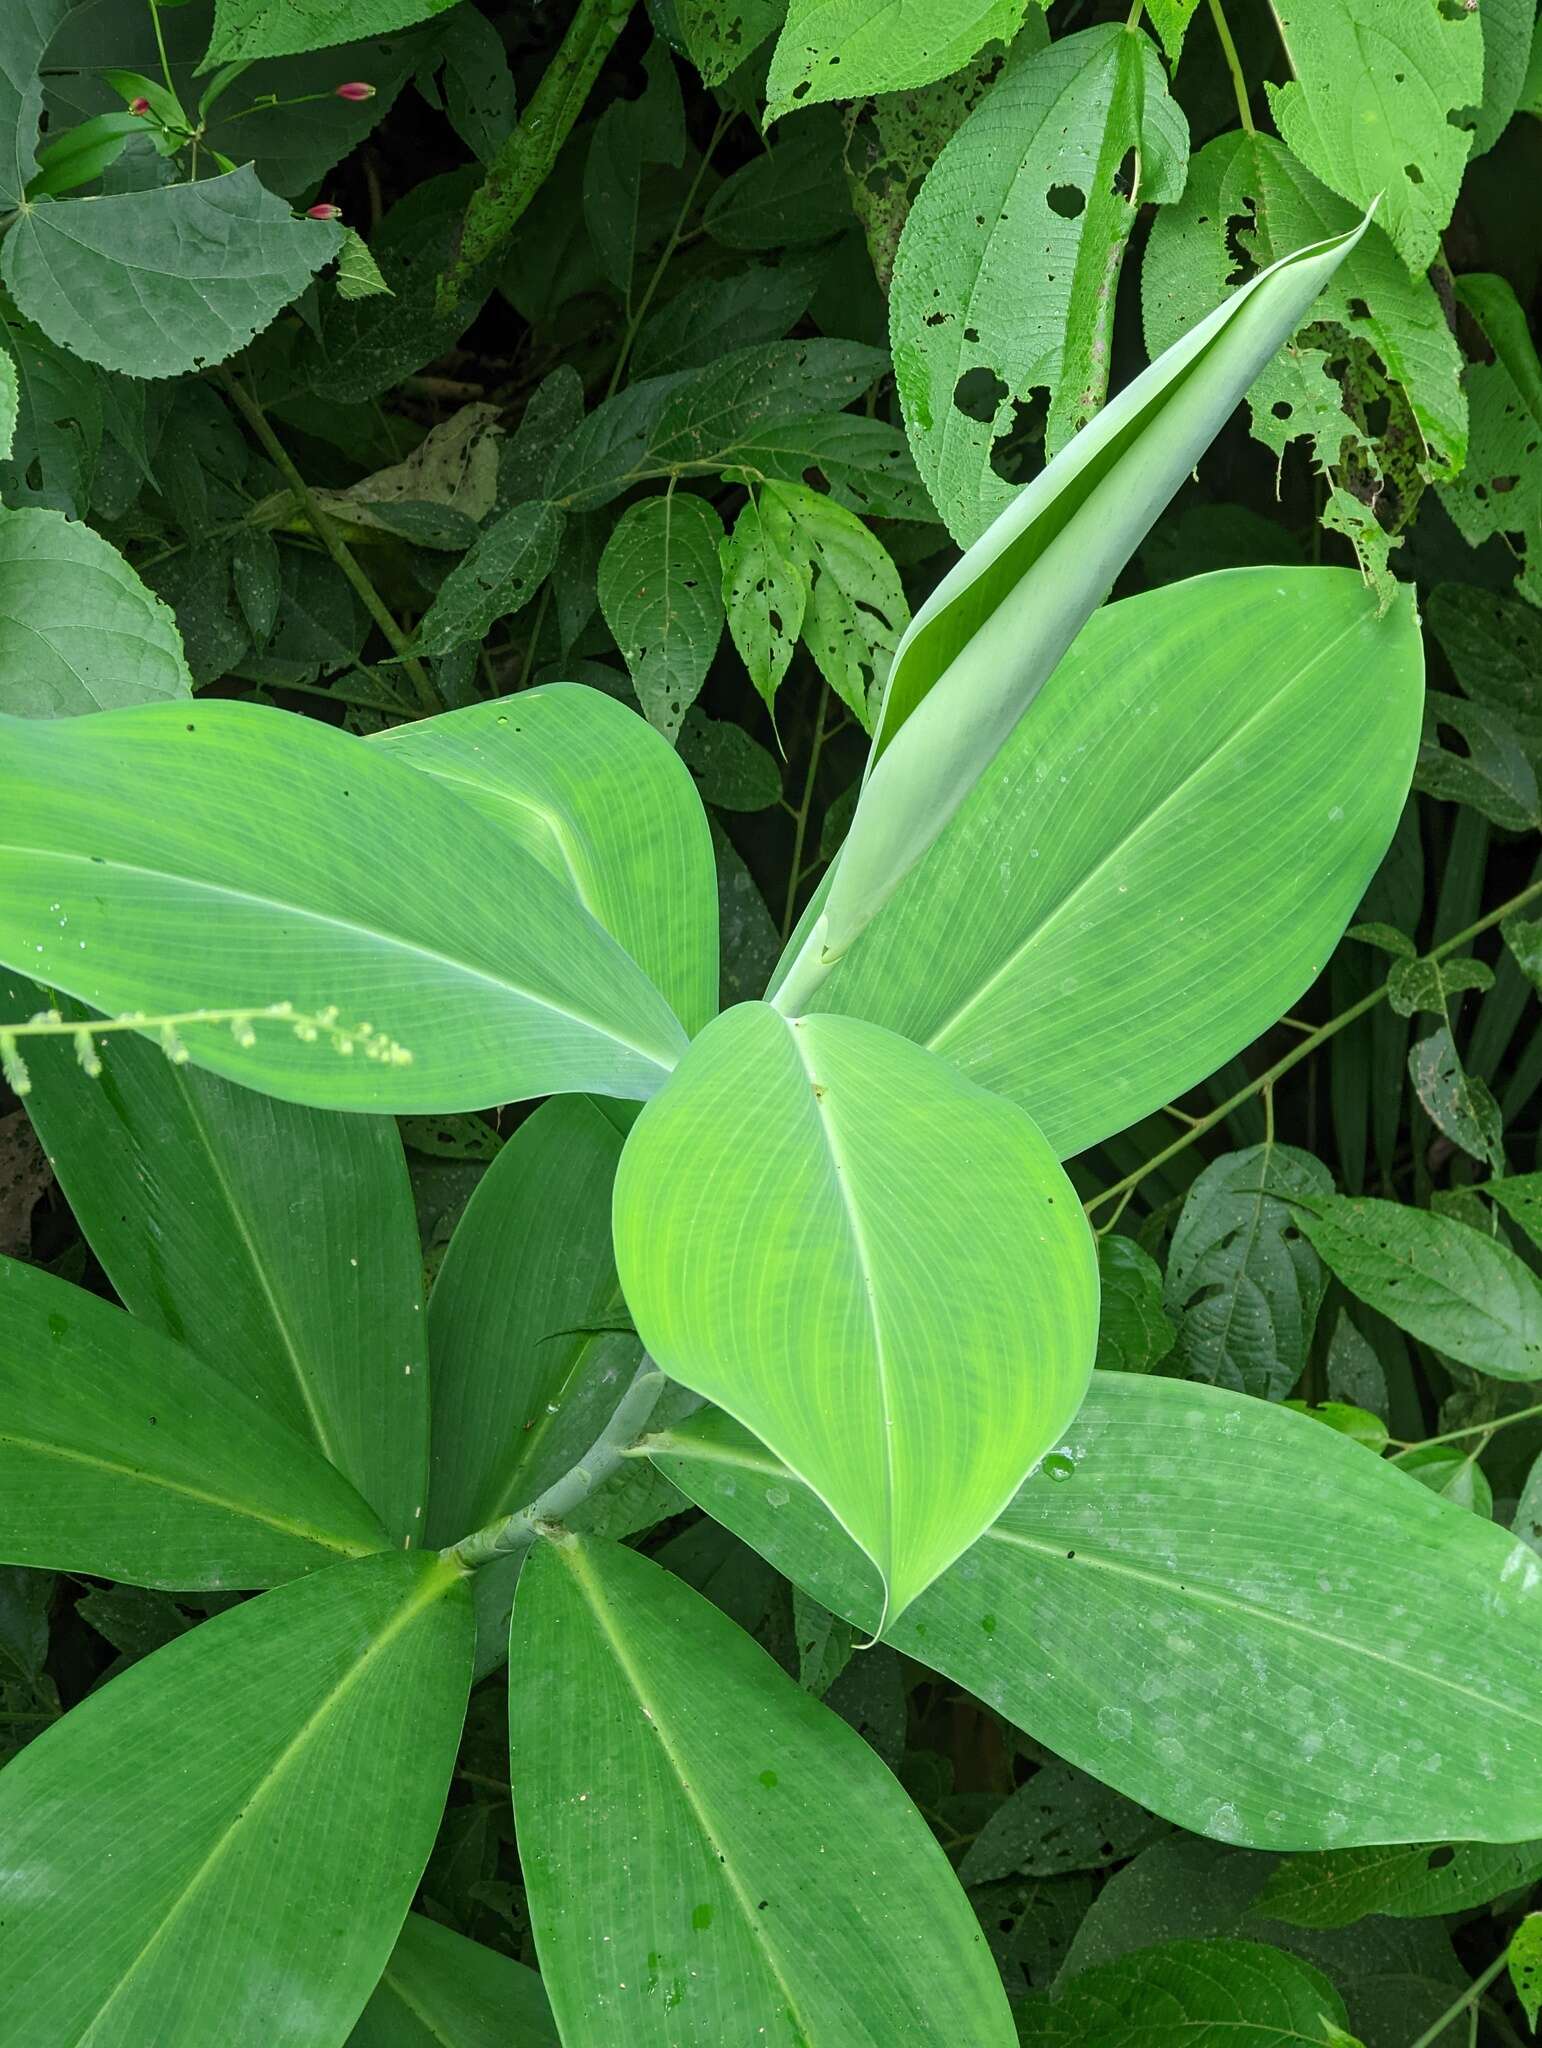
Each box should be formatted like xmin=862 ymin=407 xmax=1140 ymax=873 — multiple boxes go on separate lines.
xmin=0 ymin=1252 xmax=389 ymax=1588
xmin=720 ymin=490 xmax=810 ymax=713
xmin=1512 ymin=1913 xmax=1542 ymax=2032
xmin=1143 ymin=0 xmax=1202 ymax=65
xmin=508 ymin=1532 xmax=1015 ymax=2046
xmin=764 ymin=481 xmax=907 ymax=729
xmin=766 ymin=0 xmax=1029 ymax=121
xmin=1023 ymin=1939 xmax=1352 ymax=2044
xmin=776 ymin=204 xmax=1373 ymax=1005
xmin=647 ymin=1373 xmax=1542 ymax=1846
xmin=2 ymin=168 xmax=342 ymax=379
xmin=348 ymin=1915 xmax=558 ymax=2048
xmin=0 ymin=1 xmax=71 ymax=209
xmin=1436 ymin=274 xmax=1542 ymax=604
xmin=0 ymin=1551 xmax=471 ymax=2045
xmin=425 ymin=1095 xmax=637 ymax=1546
xmin=597 ymin=491 xmax=725 ymax=739
xmin=0 ymin=700 xmax=688 ymax=1111
xmin=0 ymin=507 xmax=191 ymax=716
xmin=3 ymin=973 xmax=428 ymax=1543
xmin=1295 ymin=1194 xmax=1542 ymax=1381
xmin=376 ymin=683 xmax=718 ymax=1036
xmin=677 ymin=0 xmax=785 ymax=87
xmin=891 ymin=24 xmax=1189 ymax=543
xmin=1266 ymin=0 xmax=1482 ymax=274
xmin=0 ymin=332 xmax=16 ymax=460
xmin=1143 ymin=130 xmax=1467 ymax=482
xmin=785 ymin=568 xmax=1422 ymax=1157
xmin=613 ymin=1001 xmax=1098 ymax=1624
xmin=204 ymin=0 xmax=460 ymax=65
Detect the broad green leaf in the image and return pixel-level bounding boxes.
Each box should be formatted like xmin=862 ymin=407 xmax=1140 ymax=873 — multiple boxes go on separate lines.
xmin=0 ymin=508 xmax=191 ymax=716
xmin=4 ymin=974 xmax=428 ymax=1543
xmin=0 ymin=700 xmax=688 ymax=1111
xmin=376 ymin=683 xmax=718 ymax=1036
xmin=547 ymin=339 xmax=886 ymax=513
xmin=204 ymin=0 xmax=459 ymax=64
xmin=597 ymin=491 xmax=725 ymax=739
xmin=1417 ymin=689 xmax=1541 ymax=832
xmin=613 ymin=1001 xmax=1097 ymax=1626
xmin=632 ymin=257 xmax=822 ymax=380
xmin=1437 ymin=275 xmax=1542 ymax=607
xmin=721 ymin=490 xmax=809 ymax=712
xmin=1266 ymin=0 xmax=1482 ymax=275
xmin=2 ymin=168 xmax=342 ymax=380
xmin=1482 ymin=1171 xmax=1542 ymax=1252
xmin=774 ymin=208 xmax=1373 ymax=1009
xmin=958 ymin=1757 xmax=1166 ymax=1883
xmin=0 ymin=337 xmax=15 ymax=460
xmin=677 ymin=0 xmax=786 ymax=86
xmin=1427 ymin=583 xmax=1542 ymax=733
xmin=508 ymin=1532 xmax=1015 ymax=2046
xmin=892 ymin=23 xmax=1189 ymax=542
xmin=1398 ymin=1441 xmax=1494 ymax=1518
xmin=1408 ymin=1023 xmax=1505 ymax=1170
xmin=703 ymin=110 xmax=852 ymax=250
xmin=425 ymin=1096 xmax=636 ymax=1547
xmin=1513 ymin=1914 xmax=1542 ymax=2033
xmin=1023 ymin=1939 xmax=1351 ymax=2044
xmin=1143 ymin=0 xmax=1202 ymax=65
xmin=1094 ymin=1235 xmax=1175 ymax=1374
xmin=27 ymin=110 xmax=145 ymax=198
xmin=1473 ymin=0 xmax=1537 ymax=153
xmin=349 ymin=1914 xmax=558 ymax=2048
xmin=0 ymin=1 xmax=71 ymax=209
xmin=1293 ymin=1194 xmax=1542 ymax=1382
xmin=728 ymin=409 xmax=936 ymax=520
xmin=0 ymin=1252 xmax=388 ymax=1588
xmin=780 ymin=569 xmax=1422 ymax=1157
xmin=0 ymin=1550 xmax=471 ymax=2045
xmin=582 ymin=41 xmax=685 ymax=297
xmin=410 ymin=500 xmax=564 ymax=658
xmin=766 ymin=481 xmax=908 ymax=729
xmin=0 ymin=308 xmax=103 ymax=515
xmin=766 ymin=0 xmax=1029 ymax=122
xmin=1143 ymin=130 xmax=1467 ymax=482
xmin=1255 ymin=1838 xmax=1542 ymax=1930
xmin=1165 ymin=1145 xmax=1332 ymax=1403
xmin=648 ymin=1373 xmax=1542 ymax=1846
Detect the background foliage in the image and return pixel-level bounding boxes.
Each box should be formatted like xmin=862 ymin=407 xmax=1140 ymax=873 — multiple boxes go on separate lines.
xmin=3 ymin=0 xmax=1542 ymax=2040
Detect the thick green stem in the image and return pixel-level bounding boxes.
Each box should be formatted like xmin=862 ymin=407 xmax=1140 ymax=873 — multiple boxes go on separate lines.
xmin=438 ymin=0 xmax=636 ymax=310
xmin=443 ymin=1355 xmax=674 ymax=1570
xmin=219 ymin=370 xmax=439 ymax=713
xmin=1085 ymin=876 xmax=1542 ymax=1218
xmin=1208 ymin=0 xmax=1255 ymax=135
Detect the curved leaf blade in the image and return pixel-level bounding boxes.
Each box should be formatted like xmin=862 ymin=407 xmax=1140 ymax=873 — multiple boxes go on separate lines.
xmin=348 ymin=1915 xmax=558 ymax=2048
xmin=789 ymin=568 xmax=1422 ymax=1157
xmin=775 ymin=208 xmax=1373 ymax=1008
xmin=0 ymin=1551 xmax=471 ymax=2046
xmin=0 ymin=1253 xmax=388 ymax=1588
xmin=1025 ymin=1939 xmax=1351 ymax=2045
xmin=376 ymin=683 xmax=718 ymax=1037
xmin=765 ymin=0 xmax=1028 ymax=121
xmin=4 ymin=972 xmax=428 ymax=1544
xmin=647 ymin=1374 xmax=1542 ymax=1848
xmin=613 ymin=1001 xmax=1098 ymax=1625
xmin=509 ymin=1533 xmax=1015 ymax=2046
xmin=0 ymin=699 xmax=688 ymax=1111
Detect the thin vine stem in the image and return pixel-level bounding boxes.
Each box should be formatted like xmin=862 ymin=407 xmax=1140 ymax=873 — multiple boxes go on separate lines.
xmin=444 ymin=1356 xmax=685 ymax=1570
xmin=218 ymin=368 xmax=439 ymax=714
xmin=1407 ymin=1948 xmax=1512 ymax=2048
xmin=606 ymin=108 xmax=733 ymax=401
xmin=782 ymin=679 xmax=832 ymax=940
xmin=1390 ymin=1400 xmax=1542 ymax=1458
xmin=1084 ymin=875 xmax=1542 ymax=1219
xmin=1208 ymin=0 xmax=1255 ymax=135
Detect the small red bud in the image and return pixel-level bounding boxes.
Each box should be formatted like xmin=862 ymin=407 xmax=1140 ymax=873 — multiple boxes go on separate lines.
xmin=129 ymin=96 xmax=152 ymax=115
xmin=307 ymin=202 xmax=343 ymax=220
xmin=334 ymin=81 xmax=376 ymax=101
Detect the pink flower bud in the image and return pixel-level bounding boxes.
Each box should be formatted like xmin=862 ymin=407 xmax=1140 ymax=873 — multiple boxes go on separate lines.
xmin=307 ymin=203 xmax=343 ymax=220
xmin=334 ymin=81 xmax=376 ymax=101
xmin=129 ymin=96 xmax=151 ymax=115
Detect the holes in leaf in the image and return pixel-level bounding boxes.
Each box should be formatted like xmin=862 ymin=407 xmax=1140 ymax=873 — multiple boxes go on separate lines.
xmin=1437 ymin=0 xmax=1474 ymax=19
xmin=953 ymin=365 xmax=1009 ymax=424
xmin=989 ymin=386 xmax=1049 ymax=484
xmin=1426 ymin=1844 xmax=1457 ymax=1869
xmin=1047 ymin=183 xmax=1085 ymax=219
xmin=1404 ymin=163 xmax=1424 ymax=186
xmin=1113 ymin=149 xmax=1137 ymax=200
xmin=1347 ymin=297 xmax=1371 ymax=323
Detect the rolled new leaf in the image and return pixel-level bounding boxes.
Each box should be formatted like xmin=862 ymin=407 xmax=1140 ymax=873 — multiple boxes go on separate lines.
xmin=773 ymin=207 xmax=1374 ymax=1013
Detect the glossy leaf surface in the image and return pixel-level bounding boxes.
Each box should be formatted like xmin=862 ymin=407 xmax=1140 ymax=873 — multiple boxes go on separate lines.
xmin=774 ymin=211 xmax=1371 ymax=1006
xmin=788 ymin=568 xmax=1422 ymax=1156
xmin=0 ymin=699 xmax=687 ymax=1111
xmin=614 ymin=1002 xmax=1097 ymax=1624
xmin=4 ymin=978 xmax=428 ymax=1543
xmin=0 ymin=1551 xmax=473 ymax=2046
xmin=648 ymin=1374 xmax=1542 ymax=1847
xmin=508 ymin=1533 xmax=1014 ymax=2046
xmin=348 ymin=1915 xmax=558 ymax=2048
xmin=426 ymin=1094 xmax=637 ymax=1547
xmin=376 ymin=683 xmax=717 ymax=1037
xmin=0 ymin=1252 xmax=387 ymax=1588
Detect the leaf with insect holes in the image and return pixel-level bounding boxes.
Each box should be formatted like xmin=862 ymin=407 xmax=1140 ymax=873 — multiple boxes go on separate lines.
xmin=1437 ymin=275 xmax=1542 ymax=607
xmin=677 ymin=0 xmax=786 ymax=85
xmin=412 ymin=500 xmax=565 ymax=659
xmin=0 ymin=1 xmax=72 ymax=209
xmin=203 ymin=0 xmax=461 ymax=64
xmin=1513 ymin=1913 xmax=1542 ymax=2030
xmin=1023 ymin=1940 xmax=1354 ymax=2043
xmin=765 ymin=0 xmax=1031 ymax=121
xmin=598 ymin=491 xmax=725 ymax=739
xmin=2 ymin=169 xmax=341 ymax=380
xmin=762 ymin=481 xmax=908 ymax=730
xmin=721 ymin=489 xmax=810 ymax=713
xmin=891 ymin=22 xmax=1188 ymax=544
xmin=1265 ymin=0 xmax=1482 ymax=276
